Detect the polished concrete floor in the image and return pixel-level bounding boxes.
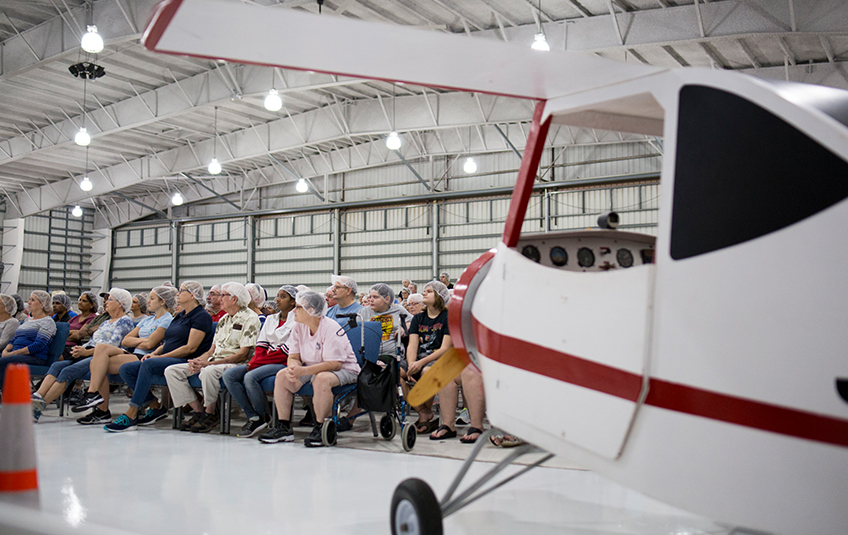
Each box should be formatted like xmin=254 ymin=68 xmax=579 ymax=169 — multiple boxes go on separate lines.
xmin=2 ymin=396 xmax=732 ymax=535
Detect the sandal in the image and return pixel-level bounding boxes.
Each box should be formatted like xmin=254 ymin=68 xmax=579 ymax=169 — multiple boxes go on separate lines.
xmin=415 ymin=419 xmax=439 ymax=435
xmin=429 ymin=424 xmax=457 ymax=440
xmin=489 ymin=433 xmax=524 ymax=448
xmin=460 ymin=427 xmax=483 ymax=444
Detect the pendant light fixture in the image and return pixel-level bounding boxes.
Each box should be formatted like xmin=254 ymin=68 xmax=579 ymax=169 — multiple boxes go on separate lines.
xmin=75 ymin=75 xmax=91 ymax=146
xmin=80 ymin=146 xmax=93 ymax=191
xmin=296 ymin=178 xmax=309 ymax=193
xmin=71 ymin=205 xmax=83 ymax=218
xmin=81 ymin=3 xmax=104 ymax=54
xmin=264 ymin=69 xmax=283 ymax=111
xmin=463 ymin=126 xmax=477 ymax=174
xmin=386 ymin=84 xmax=402 ymax=151
xmin=531 ymin=0 xmax=550 ymax=51
xmin=208 ymin=107 xmax=222 ymax=175
xmin=171 ymin=191 xmax=184 ymax=205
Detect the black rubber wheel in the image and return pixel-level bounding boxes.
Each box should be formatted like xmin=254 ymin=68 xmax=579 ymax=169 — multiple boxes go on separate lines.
xmin=321 ymin=418 xmax=337 ymax=446
xmin=380 ymin=413 xmax=397 ymax=441
xmin=402 ymin=421 xmax=416 ymax=452
xmin=390 ymin=478 xmax=442 ymax=535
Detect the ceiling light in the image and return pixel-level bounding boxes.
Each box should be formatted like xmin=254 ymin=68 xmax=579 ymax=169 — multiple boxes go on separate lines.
xmin=71 ymin=205 xmax=83 ymax=218
xmin=171 ymin=191 xmax=184 ymax=206
xmin=264 ymin=89 xmax=282 ymax=111
xmin=74 ymin=127 xmax=90 ymax=147
xmin=463 ymin=157 xmax=477 ymax=174
xmin=80 ymin=176 xmax=93 ymax=192
xmin=81 ymin=25 xmax=104 ymax=54
xmin=296 ymin=178 xmax=309 ymax=193
xmin=531 ymin=33 xmax=550 ymax=51
xmin=386 ymin=131 xmax=401 ymax=151
xmin=208 ymin=158 xmax=222 ymax=175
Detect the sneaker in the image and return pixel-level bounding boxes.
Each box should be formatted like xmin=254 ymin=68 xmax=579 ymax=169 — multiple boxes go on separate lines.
xmin=103 ymin=413 xmax=136 ymax=432
xmin=237 ymin=417 xmax=269 ymax=438
xmin=67 ymin=389 xmax=85 ymax=406
xmin=71 ymin=391 xmax=104 ymax=413
xmin=189 ymin=412 xmax=219 ymax=433
xmin=258 ymin=422 xmax=294 ymax=444
xmin=304 ymin=423 xmax=325 ymax=448
xmin=137 ymin=406 xmax=169 ymax=426
xmin=298 ymin=407 xmax=315 ymax=427
xmin=336 ymin=416 xmax=352 ymax=433
xmin=77 ymin=408 xmax=112 ymax=425
xmin=31 ymin=393 xmax=47 ymax=412
xmin=456 ymin=407 xmax=470 ymax=426
xmin=33 ymin=407 xmax=42 ymax=423
xmin=178 ymin=411 xmax=203 ymax=431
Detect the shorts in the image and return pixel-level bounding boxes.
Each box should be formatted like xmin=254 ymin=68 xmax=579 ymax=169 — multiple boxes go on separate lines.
xmin=298 ymin=368 xmax=358 ymax=387
xmin=409 ymin=361 xmax=433 ymax=382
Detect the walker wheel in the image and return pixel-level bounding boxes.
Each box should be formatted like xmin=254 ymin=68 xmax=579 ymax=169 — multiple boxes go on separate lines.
xmin=401 ymin=422 xmax=416 ymax=452
xmin=390 ymin=478 xmax=442 ymax=535
xmin=321 ymin=418 xmax=337 ymax=446
xmin=380 ymin=414 xmax=397 ymax=441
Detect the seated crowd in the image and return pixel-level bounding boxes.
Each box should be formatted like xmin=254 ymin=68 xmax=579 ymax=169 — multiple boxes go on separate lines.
xmin=0 ymin=270 xmax=487 ymax=447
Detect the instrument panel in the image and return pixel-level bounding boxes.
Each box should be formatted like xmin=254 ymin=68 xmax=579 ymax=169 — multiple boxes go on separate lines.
xmin=517 ymin=229 xmax=656 ymax=272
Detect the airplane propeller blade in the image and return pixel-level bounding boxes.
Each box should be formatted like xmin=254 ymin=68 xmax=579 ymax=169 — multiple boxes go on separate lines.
xmin=143 ymin=0 xmax=662 ymax=101
xmin=407 ymin=348 xmax=468 ymax=407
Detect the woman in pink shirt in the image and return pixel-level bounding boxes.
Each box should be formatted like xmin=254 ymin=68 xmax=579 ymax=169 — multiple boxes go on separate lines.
xmin=258 ymin=290 xmax=359 ymax=447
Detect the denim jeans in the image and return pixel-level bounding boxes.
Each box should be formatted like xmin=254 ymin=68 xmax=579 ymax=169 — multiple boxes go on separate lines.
xmin=120 ymin=357 xmax=185 ymax=409
xmin=55 ymin=357 xmax=93 ymax=384
xmin=222 ymin=364 xmax=285 ymax=419
xmin=0 ymin=354 xmax=43 ymax=390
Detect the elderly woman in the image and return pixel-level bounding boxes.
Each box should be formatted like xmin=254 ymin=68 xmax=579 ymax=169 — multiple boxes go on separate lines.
xmin=71 ymin=286 xmax=176 ymax=423
xmin=30 ymin=288 xmax=133 ymax=422
xmin=0 ymin=295 xmax=20 ymax=350
xmin=130 ymin=293 xmax=148 ymax=325
xmin=0 ymin=291 xmax=57 ymax=394
xmin=245 ymin=283 xmax=267 ymax=319
xmin=165 ymin=282 xmax=260 ymax=433
xmin=52 ymin=293 xmax=77 ymax=323
xmin=11 ymin=294 xmax=27 ymax=322
xmin=223 ymin=285 xmax=298 ymax=438
xmin=62 ymin=292 xmax=99 ymax=359
xmin=258 ymin=290 xmax=359 ymax=446
xmin=405 ymin=281 xmax=452 ymax=436
xmin=105 ymin=281 xmax=214 ymax=432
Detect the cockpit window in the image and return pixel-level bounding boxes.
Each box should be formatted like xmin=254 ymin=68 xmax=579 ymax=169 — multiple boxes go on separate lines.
xmin=670 ymin=85 xmax=848 ymax=261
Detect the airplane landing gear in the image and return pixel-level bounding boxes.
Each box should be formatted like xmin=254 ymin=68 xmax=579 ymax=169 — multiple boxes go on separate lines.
xmin=390 ymin=428 xmax=554 ymax=535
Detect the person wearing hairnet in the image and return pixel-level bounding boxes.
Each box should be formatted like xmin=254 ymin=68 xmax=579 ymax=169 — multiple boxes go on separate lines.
xmin=325 ymin=275 xmax=362 ymax=325
xmin=165 ymin=282 xmax=260 ymax=433
xmin=245 ymin=283 xmax=267 ymax=319
xmin=10 ymin=294 xmax=27 ymax=322
xmin=206 ymin=284 xmax=226 ymax=322
xmin=105 ymin=281 xmax=214 ymax=432
xmin=258 ymin=290 xmax=359 ymax=446
xmin=52 ymin=293 xmax=77 ymax=323
xmin=130 ymin=293 xmax=148 ymax=326
xmin=405 ymin=281 xmax=453 ymax=436
xmin=0 ymin=294 xmax=20 ymax=352
xmin=224 ymin=285 xmax=298 ymax=438
xmin=0 ymin=291 xmax=57 ymax=394
xmin=30 ymin=288 xmax=133 ymax=421
xmin=71 ymin=286 xmax=177 ymax=424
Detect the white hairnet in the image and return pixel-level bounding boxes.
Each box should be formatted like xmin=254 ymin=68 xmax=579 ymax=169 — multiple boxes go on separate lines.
xmin=279 ymin=285 xmax=298 ymax=300
xmin=181 ymin=281 xmax=204 ymax=305
xmin=407 ymin=293 xmax=424 ymax=304
xmin=81 ymin=291 xmax=99 ymax=311
xmin=151 ymin=286 xmax=177 ymax=311
xmin=31 ymin=290 xmax=53 ymax=315
xmin=109 ymin=288 xmax=133 ymax=314
xmin=133 ymin=293 xmax=148 ymax=314
xmin=425 ymin=280 xmax=450 ymax=306
xmin=369 ymin=283 xmax=395 ymax=305
xmin=296 ymin=290 xmax=326 ymax=318
xmin=222 ymin=281 xmax=251 ymax=308
xmin=0 ymin=294 xmax=17 ymax=316
xmin=330 ymin=274 xmax=357 ymax=294
xmin=296 ymin=285 xmax=311 ymax=294
xmin=11 ymin=294 xmax=25 ymax=315
xmin=245 ymin=283 xmax=266 ymax=306
xmin=52 ymin=293 xmax=72 ymax=310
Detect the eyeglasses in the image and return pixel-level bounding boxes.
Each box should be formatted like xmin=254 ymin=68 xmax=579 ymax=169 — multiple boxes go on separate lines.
xmin=208 ymin=291 xmax=221 ymax=297
xmin=179 ymin=288 xmax=190 ymax=294
xmin=221 ymin=293 xmax=232 ymax=298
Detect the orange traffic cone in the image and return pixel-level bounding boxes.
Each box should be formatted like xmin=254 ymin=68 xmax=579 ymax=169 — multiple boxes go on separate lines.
xmin=0 ymin=364 xmax=40 ymax=508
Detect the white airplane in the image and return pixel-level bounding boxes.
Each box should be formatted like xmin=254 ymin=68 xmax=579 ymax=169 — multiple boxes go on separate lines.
xmin=143 ymin=2 xmax=848 ymax=534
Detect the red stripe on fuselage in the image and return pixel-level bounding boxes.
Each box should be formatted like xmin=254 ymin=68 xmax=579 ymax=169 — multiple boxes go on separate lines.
xmin=472 ymin=317 xmax=848 ymax=448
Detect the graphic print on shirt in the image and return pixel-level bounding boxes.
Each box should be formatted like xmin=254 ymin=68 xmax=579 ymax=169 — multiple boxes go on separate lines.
xmin=416 ymin=319 xmax=444 ymax=358
xmin=373 ymin=314 xmax=394 ymax=341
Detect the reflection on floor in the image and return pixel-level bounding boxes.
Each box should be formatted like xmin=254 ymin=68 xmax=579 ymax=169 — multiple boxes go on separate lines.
xmin=4 ymin=394 xmax=731 ymax=535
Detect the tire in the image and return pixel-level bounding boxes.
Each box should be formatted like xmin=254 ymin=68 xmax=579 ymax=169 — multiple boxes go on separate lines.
xmin=391 ymin=478 xmax=442 ymax=535
xmin=321 ymin=418 xmax=337 ymax=446
xmin=380 ymin=413 xmax=397 ymax=441
xmin=402 ymin=422 xmax=416 ymax=452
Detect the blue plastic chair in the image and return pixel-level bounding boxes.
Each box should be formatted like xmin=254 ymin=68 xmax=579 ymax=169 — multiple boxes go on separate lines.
xmin=29 ymin=321 xmax=70 ymax=379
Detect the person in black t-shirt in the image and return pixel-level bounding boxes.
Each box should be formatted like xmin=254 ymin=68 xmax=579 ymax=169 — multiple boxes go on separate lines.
xmin=439 ymin=272 xmax=454 ymax=290
xmin=406 ymin=280 xmax=452 ymax=435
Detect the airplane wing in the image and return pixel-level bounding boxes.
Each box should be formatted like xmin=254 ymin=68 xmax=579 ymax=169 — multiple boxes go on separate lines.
xmin=143 ymin=0 xmax=665 ymax=101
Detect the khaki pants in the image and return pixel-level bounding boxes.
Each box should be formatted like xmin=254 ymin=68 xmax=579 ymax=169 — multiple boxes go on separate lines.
xmin=164 ymin=362 xmax=238 ymax=408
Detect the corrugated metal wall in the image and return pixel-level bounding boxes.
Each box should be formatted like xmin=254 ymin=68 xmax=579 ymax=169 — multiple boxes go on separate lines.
xmin=111 ymin=225 xmax=172 ymax=295
xmin=179 ymin=220 xmax=248 ymax=289
xmin=255 ymin=213 xmax=333 ymax=288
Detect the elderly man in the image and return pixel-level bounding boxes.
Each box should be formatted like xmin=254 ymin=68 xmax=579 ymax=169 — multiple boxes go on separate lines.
xmin=325 ymin=286 xmax=337 ymax=309
xmin=439 ymin=272 xmax=454 ymax=289
xmin=165 ymin=282 xmax=261 ymax=433
xmin=325 ymin=275 xmax=363 ymax=325
xmin=206 ymin=284 xmax=226 ymax=321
